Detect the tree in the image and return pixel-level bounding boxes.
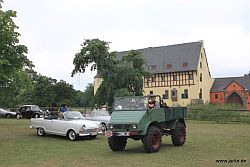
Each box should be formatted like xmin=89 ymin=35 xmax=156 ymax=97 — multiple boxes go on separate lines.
xmin=74 ymin=84 xmax=95 ymax=107
xmin=72 ymin=39 xmax=148 ymax=106
xmin=0 ymin=3 xmax=33 ymax=107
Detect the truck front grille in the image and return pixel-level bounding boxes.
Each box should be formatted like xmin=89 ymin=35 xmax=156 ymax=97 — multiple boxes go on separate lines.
xmin=113 ymin=124 xmax=131 ymax=129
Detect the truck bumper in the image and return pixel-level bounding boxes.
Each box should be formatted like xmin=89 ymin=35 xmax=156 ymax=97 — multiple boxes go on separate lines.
xmin=105 ymin=130 xmax=139 ymax=137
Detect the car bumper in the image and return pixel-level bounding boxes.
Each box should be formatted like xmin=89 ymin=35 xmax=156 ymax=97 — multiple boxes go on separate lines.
xmin=79 ymin=128 xmax=98 ymax=136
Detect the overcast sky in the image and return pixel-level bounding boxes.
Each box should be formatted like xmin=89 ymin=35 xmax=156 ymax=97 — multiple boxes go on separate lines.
xmin=3 ymin=0 xmax=250 ymax=91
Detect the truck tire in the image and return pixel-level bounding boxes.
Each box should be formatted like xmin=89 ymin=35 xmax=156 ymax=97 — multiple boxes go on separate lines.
xmin=171 ymin=122 xmax=186 ymax=146
xmin=142 ymin=126 xmax=162 ymax=153
xmin=108 ymin=136 xmax=127 ymax=151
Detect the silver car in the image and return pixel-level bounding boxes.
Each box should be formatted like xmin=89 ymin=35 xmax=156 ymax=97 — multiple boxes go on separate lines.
xmin=0 ymin=108 xmax=16 ymax=118
xmin=84 ymin=109 xmax=111 ymax=133
xmin=30 ymin=111 xmax=101 ymax=141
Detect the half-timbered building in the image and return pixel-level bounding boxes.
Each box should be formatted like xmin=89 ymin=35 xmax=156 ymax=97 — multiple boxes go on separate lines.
xmin=94 ymin=40 xmax=213 ymax=107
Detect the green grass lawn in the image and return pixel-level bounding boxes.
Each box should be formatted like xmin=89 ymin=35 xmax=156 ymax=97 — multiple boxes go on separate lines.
xmin=0 ymin=119 xmax=249 ymax=167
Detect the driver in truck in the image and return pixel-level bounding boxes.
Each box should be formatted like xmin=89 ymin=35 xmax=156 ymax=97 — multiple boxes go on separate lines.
xmin=148 ymin=96 xmax=156 ymax=109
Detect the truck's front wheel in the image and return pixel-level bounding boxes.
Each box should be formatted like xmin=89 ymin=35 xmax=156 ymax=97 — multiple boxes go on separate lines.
xmin=142 ymin=126 xmax=162 ymax=153
xmin=171 ymin=123 xmax=186 ymax=146
xmin=108 ymin=136 xmax=127 ymax=151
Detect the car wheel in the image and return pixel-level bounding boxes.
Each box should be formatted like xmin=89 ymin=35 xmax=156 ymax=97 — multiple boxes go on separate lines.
xmin=100 ymin=123 xmax=107 ymax=134
xmin=67 ymin=130 xmax=78 ymax=141
xmin=37 ymin=128 xmax=46 ymax=136
xmin=6 ymin=114 xmax=11 ymax=119
xmin=34 ymin=114 xmax=40 ymax=119
xmin=16 ymin=113 xmax=22 ymax=119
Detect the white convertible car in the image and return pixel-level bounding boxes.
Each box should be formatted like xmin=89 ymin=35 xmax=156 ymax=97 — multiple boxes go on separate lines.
xmin=30 ymin=111 xmax=101 ymax=141
xmin=84 ymin=109 xmax=111 ymax=133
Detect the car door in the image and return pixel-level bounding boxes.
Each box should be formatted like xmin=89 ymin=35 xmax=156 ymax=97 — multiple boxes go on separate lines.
xmin=20 ymin=107 xmax=28 ymax=117
xmin=46 ymin=119 xmax=68 ymax=135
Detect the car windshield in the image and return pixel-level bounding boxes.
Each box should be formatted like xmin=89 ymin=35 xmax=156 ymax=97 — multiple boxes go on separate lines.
xmin=64 ymin=111 xmax=85 ymax=120
xmin=114 ymin=96 xmax=148 ymax=111
xmin=91 ymin=109 xmax=110 ymax=116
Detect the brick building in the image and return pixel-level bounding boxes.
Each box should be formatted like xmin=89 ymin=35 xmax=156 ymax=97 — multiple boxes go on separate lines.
xmin=210 ymin=75 xmax=250 ymax=110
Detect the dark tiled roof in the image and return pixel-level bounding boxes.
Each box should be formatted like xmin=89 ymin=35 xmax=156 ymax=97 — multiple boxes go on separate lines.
xmin=115 ymin=41 xmax=203 ymax=74
xmin=211 ymin=75 xmax=250 ymax=92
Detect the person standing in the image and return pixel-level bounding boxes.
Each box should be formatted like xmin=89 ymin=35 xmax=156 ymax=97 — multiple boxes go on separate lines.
xmin=60 ymin=104 xmax=68 ymax=112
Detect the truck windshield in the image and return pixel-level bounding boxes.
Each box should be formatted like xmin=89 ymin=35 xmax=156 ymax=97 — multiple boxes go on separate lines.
xmin=114 ymin=96 xmax=148 ymax=111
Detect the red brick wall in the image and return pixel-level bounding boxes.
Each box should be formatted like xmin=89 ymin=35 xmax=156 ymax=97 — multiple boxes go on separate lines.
xmin=246 ymin=92 xmax=250 ymax=110
xmin=225 ymin=81 xmax=244 ymax=92
xmin=210 ymin=92 xmax=224 ymax=104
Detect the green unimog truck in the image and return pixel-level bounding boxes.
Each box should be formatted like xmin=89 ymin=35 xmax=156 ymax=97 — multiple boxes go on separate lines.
xmin=105 ymin=95 xmax=187 ymax=153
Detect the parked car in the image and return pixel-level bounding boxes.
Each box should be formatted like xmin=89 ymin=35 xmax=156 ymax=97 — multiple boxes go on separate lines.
xmin=84 ymin=109 xmax=111 ymax=133
xmin=0 ymin=108 xmax=16 ymax=118
xmin=16 ymin=105 xmax=44 ymax=119
xmin=30 ymin=111 xmax=101 ymax=141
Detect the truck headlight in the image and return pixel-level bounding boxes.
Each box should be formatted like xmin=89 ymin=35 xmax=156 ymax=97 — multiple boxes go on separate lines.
xmin=109 ymin=124 xmax=113 ymax=129
xmin=132 ymin=124 xmax=137 ymax=129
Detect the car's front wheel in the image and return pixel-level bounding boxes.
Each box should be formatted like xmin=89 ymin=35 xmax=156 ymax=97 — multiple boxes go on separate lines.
xmin=34 ymin=113 xmax=40 ymax=119
xmin=37 ymin=128 xmax=46 ymax=136
xmin=67 ymin=130 xmax=78 ymax=141
xmin=100 ymin=123 xmax=107 ymax=134
xmin=16 ymin=113 xmax=21 ymax=119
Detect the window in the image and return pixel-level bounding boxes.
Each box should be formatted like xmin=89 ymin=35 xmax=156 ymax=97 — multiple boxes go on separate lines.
xmin=152 ymin=76 xmax=156 ymax=82
xmin=151 ymin=65 xmax=156 ymax=70
xmin=163 ymin=90 xmax=169 ymax=99
xmin=173 ymin=75 xmax=177 ymax=81
xmin=181 ymin=89 xmax=188 ymax=99
xmin=200 ymin=73 xmax=202 ymax=82
xmin=150 ymin=91 xmax=153 ymax=95
xmin=215 ymin=94 xmax=218 ymax=99
xmin=166 ymin=64 xmax=172 ymax=69
xmin=188 ymin=74 xmax=193 ymax=80
xmin=161 ymin=76 xmax=165 ymax=82
xmin=200 ymin=62 xmax=202 ymax=68
xmin=182 ymin=62 xmax=188 ymax=68
xmin=199 ymin=89 xmax=202 ymax=99
xmin=171 ymin=89 xmax=177 ymax=101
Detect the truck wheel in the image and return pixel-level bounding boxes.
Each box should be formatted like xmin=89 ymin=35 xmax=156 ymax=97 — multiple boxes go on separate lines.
xmin=142 ymin=126 xmax=162 ymax=153
xmin=37 ymin=128 xmax=46 ymax=136
xmin=108 ymin=136 xmax=127 ymax=151
xmin=171 ymin=123 xmax=186 ymax=146
xmin=67 ymin=130 xmax=78 ymax=141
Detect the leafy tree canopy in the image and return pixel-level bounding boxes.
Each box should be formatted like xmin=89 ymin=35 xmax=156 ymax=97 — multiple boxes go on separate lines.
xmin=72 ymin=39 xmax=148 ymax=106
